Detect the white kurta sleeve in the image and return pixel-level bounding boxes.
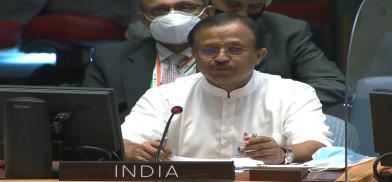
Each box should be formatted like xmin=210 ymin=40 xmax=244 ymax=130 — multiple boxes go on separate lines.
xmin=121 ymin=87 xmax=169 ymax=144
xmin=282 ymin=82 xmax=333 ymax=147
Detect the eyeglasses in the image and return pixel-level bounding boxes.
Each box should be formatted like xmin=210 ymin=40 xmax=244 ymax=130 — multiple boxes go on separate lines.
xmin=197 ymin=46 xmax=248 ymax=59
xmin=143 ymin=3 xmax=205 ymax=20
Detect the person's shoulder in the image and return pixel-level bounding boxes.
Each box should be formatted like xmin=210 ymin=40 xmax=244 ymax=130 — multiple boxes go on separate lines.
xmin=259 ymin=11 xmax=309 ymax=34
xmin=258 ymin=72 xmax=315 ymax=92
xmin=262 ymin=11 xmax=308 ymax=25
xmin=91 ymin=37 xmax=156 ymax=65
xmin=94 ymin=37 xmax=155 ymax=52
xmin=145 ymin=74 xmax=204 ymax=98
xmin=159 ymin=74 xmax=203 ymax=90
xmin=152 ymin=74 xmax=203 ymax=91
xmin=175 ymin=73 xmax=204 ymax=83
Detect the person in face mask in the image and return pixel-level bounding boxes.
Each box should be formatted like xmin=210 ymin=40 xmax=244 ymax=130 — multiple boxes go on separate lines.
xmin=142 ymin=5 xmax=207 ymax=44
xmin=209 ymin=0 xmax=346 ymax=118
xmin=83 ymin=0 xmax=214 ymax=121
xmin=123 ymin=0 xmax=346 ymax=118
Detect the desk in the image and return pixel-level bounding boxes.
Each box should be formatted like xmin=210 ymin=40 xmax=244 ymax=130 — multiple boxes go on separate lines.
xmin=235 ymin=158 xmax=377 ymax=182
xmin=0 ymin=160 xmax=377 ymax=181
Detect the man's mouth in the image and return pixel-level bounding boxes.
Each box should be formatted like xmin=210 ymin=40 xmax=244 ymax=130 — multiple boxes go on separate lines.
xmin=211 ymin=66 xmax=232 ymax=71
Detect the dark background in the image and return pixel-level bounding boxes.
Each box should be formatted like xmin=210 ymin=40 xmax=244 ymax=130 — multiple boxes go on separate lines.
xmin=0 ymin=0 xmax=363 ymax=86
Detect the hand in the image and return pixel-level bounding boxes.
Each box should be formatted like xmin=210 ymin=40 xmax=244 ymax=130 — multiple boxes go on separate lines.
xmin=240 ymin=135 xmax=285 ymax=164
xmin=123 ymin=139 xmax=173 ymax=161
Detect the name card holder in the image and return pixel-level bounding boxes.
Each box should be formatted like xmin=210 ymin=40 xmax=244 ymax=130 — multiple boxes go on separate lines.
xmin=249 ymin=167 xmax=309 ymax=181
xmin=59 ymin=161 xmax=235 ymax=181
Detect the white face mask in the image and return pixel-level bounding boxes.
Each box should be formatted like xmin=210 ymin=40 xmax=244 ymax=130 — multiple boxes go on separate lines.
xmin=147 ymin=10 xmax=205 ymax=44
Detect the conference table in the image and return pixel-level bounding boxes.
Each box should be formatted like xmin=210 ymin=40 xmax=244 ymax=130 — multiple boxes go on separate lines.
xmin=235 ymin=160 xmax=376 ymax=182
xmin=0 ymin=159 xmax=377 ymax=181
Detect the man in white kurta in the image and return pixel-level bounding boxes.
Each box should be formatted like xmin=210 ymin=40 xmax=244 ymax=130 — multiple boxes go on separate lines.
xmin=121 ymin=71 xmax=332 ymax=158
xmin=121 ymin=13 xmax=332 ymax=164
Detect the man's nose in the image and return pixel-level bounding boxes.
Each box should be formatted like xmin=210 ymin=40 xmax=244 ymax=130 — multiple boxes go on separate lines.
xmin=214 ymin=48 xmax=230 ymax=62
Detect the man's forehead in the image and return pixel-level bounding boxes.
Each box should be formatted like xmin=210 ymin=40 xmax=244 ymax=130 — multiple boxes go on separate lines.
xmin=196 ymin=22 xmax=253 ymax=43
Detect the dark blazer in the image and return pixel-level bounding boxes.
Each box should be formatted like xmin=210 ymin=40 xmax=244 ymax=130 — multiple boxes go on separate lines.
xmin=83 ymin=38 xmax=157 ymax=120
xmin=83 ymin=12 xmax=346 ymax=120
xmin=255 ymin=12 xmax=345 ymax=108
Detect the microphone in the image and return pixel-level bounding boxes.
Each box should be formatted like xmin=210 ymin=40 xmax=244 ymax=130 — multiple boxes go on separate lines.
xmin=154 ymin=106 xmax=183 ymax=162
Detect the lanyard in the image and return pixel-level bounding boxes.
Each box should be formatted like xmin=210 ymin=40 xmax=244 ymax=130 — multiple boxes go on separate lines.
xmin=150 ymin=55 xmax=196 ymax=87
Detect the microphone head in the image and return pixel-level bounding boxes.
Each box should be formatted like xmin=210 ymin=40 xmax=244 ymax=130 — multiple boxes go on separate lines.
xmin=171 ymin=106 xmax=183 ymax=114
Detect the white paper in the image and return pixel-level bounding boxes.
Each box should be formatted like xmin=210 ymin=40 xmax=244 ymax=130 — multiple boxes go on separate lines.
xmin=232 ymin=157 xmax=265 ymax=168
xmin=170 ymin=156 xmax=309 ymax=169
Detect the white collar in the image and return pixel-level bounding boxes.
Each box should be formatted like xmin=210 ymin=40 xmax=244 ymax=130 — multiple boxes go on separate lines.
xmin=200 ymin=70 xmax=260 ymax=98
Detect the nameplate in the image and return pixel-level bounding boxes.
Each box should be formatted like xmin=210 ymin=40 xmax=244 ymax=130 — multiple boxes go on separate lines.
xmin=59 ymin=161 xmax=235 ymax=181
xmin=249 ymin=167 xmax=309 ymax=181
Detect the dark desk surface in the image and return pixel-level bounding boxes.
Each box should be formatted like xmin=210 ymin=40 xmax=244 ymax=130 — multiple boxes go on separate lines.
xmin=0 ymin=159 xmax=377 ymax=182
xmin=237 ymin=158 xmax=377 ymax=182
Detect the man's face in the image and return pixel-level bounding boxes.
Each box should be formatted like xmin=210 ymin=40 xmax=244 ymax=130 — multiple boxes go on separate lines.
xmin=193 ymin=21 xmax=267 ymax=91
xmin=211 ymin=0 xmax=266 ymax=17
xmin=139 ymin=0 xmax=213 ymax=25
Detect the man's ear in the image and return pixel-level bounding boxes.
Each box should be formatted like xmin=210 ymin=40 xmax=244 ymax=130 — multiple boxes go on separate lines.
xmin=138 ymin=12 xmax=150 ymax=30
xmin=255 ymin=48 xmax=267 ymax=65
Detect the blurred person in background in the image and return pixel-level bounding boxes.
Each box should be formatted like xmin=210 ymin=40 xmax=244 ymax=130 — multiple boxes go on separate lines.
xmin=125 ymin=0 xmax=346 ymax=117
xmin=83 ymin=0 xmax=215 ymax=121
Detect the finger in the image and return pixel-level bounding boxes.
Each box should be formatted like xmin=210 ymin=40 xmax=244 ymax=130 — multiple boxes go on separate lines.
xmin=159 ymin=151 xmax=172 ymax=161
xmin=123 ymin=140 xmax=149 ymax=161
xmin=162 ymin=145 xmax=173 ymax=157
xmin=245 ymin=148 xmax=278 ymax=158
xmin=125 ymin=145 xmax=154 ymax=161
xmin=247 ymin=136 xmax=273 ymax=145
xmin=142 ymin=141 xmax=160 ymax=156
xmin=246 ymin=148 xmax=284 ymax=164
xmin=136 ymin=149 xmax=156 ymax=161
xmin=244 ymin=136 xmax=279 ymax=151
xmin=243 ymin=137 xmax=253 ymax=144
xmin=243 ymin=141 xmax=278 ymax=152
xmin=144 ymin=141 xmax=173 ymax=161
xmin=134 ymin=154 xmax=150 ymax=162
xmin=149 ymin=140 xmax=162 ymax=148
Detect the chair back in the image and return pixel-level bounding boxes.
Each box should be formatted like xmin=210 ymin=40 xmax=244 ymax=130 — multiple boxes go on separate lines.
xmin=345 ymin=0 xmax=392 ymax=156
xmin=350 ymin=76 xmax=392 ymax=156
xmin=325 ymin=114 xmax=359 ymax=152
